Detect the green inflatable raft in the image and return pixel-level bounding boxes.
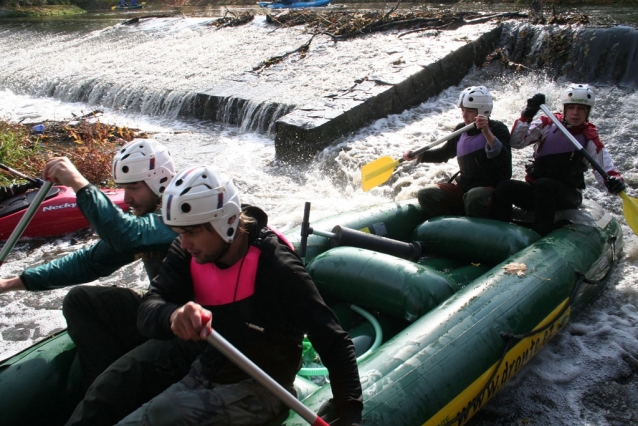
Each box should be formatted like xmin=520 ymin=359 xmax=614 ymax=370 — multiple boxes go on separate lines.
xmin=0 ymin=199 xmax=623 ymax=426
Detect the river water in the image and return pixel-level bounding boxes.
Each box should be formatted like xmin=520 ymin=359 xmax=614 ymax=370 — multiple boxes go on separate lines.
xmin=1 ymin=4 xmax=637 ymax=425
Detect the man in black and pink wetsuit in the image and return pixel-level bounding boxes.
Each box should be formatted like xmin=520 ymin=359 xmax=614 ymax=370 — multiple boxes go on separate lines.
xmin=492 ymin=84 xmax=626 ymax=236
xmin=403 ymin=85 xmax=512 ymax=220
xmin=111 ymin=165 xmax=363 ymax=426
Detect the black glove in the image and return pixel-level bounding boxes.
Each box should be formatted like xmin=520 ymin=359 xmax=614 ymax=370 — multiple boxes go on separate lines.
xmin=605 ymin=176 xmax=626 ymax=194
xmin=521 ymin=93 xmax=546 ymax=122
xmin=33 ymin=178 xmax=44 ymax=188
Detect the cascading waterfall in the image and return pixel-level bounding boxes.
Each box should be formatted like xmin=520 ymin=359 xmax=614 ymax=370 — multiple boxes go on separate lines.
xmin=0 ymin=14 xmax=311 ymax=130
xmin=215 ymin=96 xmax=294 ymax=134
xmin=501 ymin=23 xmax=638 ymax=89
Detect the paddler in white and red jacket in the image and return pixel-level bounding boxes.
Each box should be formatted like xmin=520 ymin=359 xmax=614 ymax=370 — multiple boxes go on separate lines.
xmin=109 ymin=165 xmax=363 ymax=426
xmin=492 ymin=84 xmax=626 ymax=236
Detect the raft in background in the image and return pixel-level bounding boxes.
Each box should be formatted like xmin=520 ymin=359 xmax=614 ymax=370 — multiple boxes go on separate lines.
xmin=0 ymin=199 xmax=622 ymax=426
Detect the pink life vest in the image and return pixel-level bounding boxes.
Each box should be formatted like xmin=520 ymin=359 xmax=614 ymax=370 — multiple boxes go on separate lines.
xmin=190 ymin=226 xmax=293 ymax=306
xmin=191 ymin=246 xmax=260 ymax=306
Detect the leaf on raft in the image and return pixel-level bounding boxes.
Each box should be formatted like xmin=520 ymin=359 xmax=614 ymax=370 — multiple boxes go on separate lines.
xmin=503 ymin=262 xmax=527 ymax=277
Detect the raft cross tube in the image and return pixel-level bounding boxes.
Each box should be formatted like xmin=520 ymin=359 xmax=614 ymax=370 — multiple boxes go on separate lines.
xmin=331 ymin=225 xmax=422 ymax=261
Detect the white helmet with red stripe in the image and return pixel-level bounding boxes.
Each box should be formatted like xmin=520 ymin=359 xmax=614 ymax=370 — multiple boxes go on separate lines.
xmin=112 ymin=139 xmax=175 ymax=197
xmin=162 ymin=165 xmax=241 ymax=243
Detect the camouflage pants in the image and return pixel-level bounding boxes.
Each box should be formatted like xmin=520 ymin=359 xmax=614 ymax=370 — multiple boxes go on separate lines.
xmin=115 ymin=359 xmax=285 ymax=426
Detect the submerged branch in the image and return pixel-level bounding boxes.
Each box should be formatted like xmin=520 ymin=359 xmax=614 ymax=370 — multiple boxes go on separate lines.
xmin=252 ymin=34 xmax=320 ymax=73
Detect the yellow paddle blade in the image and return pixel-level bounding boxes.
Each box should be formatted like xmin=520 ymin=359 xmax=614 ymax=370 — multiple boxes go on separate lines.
xmin=619 ymin=191 xmax=638 ymax=235
xmin=361 ymin=156 xmax=400 ymax=192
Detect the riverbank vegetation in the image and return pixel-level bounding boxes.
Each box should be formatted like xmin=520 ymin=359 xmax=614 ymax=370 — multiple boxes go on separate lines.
xmin=0 ymin=116 xmax=141 ymax=187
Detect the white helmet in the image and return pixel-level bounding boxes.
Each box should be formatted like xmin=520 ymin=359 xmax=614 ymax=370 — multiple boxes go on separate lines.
xmin=162 ymin=165 xmax=241 ymax=243
xmin=112 ymin=139 xmax=175 ymax=197
xmin=458 ymin=86 xmax=493 ymax=116
xmin=561 ymin=83 xmax=596 ymax=109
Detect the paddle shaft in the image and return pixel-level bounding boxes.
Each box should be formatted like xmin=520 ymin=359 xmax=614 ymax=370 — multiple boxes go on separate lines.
xmin=539 ymin=105 xmax=611 ymax=179
xmin=408 ymin=122 xmax=477 ymax=160
xmin=0 ymin=181 xmax=54 ymax=266
xmin=0 ymin=163 xmax=40 ymax=185
xmin=206 ymin=330 xmax=329 ymax=426
xmin=361 ymin=122 xmax=477 ymax=191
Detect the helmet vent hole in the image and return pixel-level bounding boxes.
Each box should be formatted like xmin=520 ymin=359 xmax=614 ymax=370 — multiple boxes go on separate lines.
xmin=227 ymin=228 xmax=234 ymax=237
xmin=468 ymin=96 xmax=474 ymax=102
xmin=159 ymin=177 xmax=168 ymax=184
xmin=181 ymin=203 xmax=191 ymax=213
xmin=159 ymin=186 xmax=165 ymax=194
xmin=175 ymin=179 xmax=184 ymax=186
xmin=122 ymin=166 xmax=129 ymax=173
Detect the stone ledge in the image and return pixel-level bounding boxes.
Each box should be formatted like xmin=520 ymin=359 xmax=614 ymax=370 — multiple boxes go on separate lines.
xmin=274 ymin=25 xmax=503 ymax=163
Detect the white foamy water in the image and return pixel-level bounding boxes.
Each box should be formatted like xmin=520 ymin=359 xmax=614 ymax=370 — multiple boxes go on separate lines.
xmin=1 ymin=11 xmax=637 ymax=425
xmin=0 ymin=12 xmax=495 ymax=114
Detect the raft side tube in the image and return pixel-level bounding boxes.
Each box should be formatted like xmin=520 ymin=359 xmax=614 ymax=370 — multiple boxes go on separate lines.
xmin=0 ymin=331 xmax=82 ymax=426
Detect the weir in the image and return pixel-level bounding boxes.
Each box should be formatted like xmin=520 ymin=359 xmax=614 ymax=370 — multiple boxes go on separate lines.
xmin=1 ymin=17 xmax=636 ymax=162
xmin=176 ymin=22 xmax=638 ymax=163
xmin=273 ymin=27 xmax=502 ymax=163
xmin=176 ymin=25 xmax=504 ymax=163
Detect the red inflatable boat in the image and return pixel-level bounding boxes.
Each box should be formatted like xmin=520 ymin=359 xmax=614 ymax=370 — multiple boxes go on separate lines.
xmin=0 ymin=186 xmax=128 ymax=240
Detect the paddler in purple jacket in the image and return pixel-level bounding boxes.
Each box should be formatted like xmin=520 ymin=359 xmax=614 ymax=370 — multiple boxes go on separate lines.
xmin=403 ymin=85 xmax=512 ymax=220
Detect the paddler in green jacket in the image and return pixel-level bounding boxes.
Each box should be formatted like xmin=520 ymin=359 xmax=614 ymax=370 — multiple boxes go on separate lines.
xmin=0 ymin=139 xmax=197 ymax=393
